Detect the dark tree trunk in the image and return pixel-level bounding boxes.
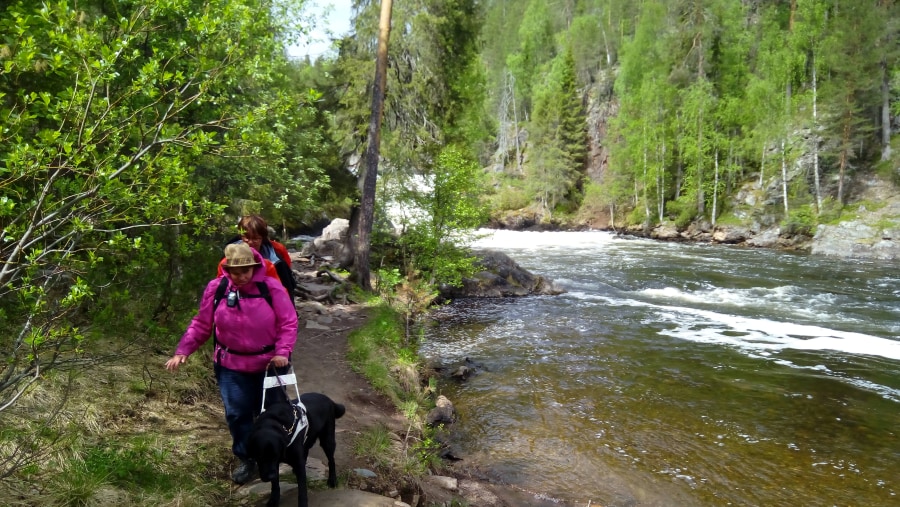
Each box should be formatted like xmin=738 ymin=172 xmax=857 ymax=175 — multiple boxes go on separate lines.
xmin=354 ymin=0 xmax=393 ymax=291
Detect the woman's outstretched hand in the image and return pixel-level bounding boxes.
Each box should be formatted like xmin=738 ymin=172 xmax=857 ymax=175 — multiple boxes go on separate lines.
xmin=270 ymin=355 xmax=289 ymax=368
xmin=165 ymin=354 xmax=187 ymax=372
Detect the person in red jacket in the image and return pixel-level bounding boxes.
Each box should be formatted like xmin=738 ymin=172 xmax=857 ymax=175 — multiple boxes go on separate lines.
xmin=166 ymin=243 xmax=298 ymax=484
xmin=216 ymin=215 xmax=296 ymax=298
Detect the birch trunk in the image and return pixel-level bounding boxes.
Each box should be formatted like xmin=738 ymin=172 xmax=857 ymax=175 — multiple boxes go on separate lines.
xmin=643 ymin=144 xmax=650 ymax=225
xmin=658 ymin=139 xmax=666 ymax=223
xmin=759 ymin=140 xmax=767 ymax=187
xmin=781 ymin=139 xmax=789 ymax=216
xmin=881 ymin=57 xmax=892 ymax=162
xmin=812 ymin=59 xmax=822 ymax=212
xmin=712 ymin=148 xmax=719 ymax=227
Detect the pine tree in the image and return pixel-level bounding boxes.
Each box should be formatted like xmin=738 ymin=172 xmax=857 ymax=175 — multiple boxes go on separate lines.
xmin=820 ymin=0 xmax=882 ymax=203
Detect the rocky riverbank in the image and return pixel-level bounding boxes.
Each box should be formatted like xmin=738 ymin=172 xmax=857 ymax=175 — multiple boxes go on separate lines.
xmin=630 ymin=175 xmax=900 ymax=260
xmin=492 ymin=175 xmax=900 ymax=261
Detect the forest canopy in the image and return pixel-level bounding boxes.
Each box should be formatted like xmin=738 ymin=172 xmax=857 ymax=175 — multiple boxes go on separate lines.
xmin=473 ymin=0 xmax=900 ymax=228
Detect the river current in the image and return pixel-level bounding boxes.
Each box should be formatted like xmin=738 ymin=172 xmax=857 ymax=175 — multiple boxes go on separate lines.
xmin=420 ymin=230 xmax=900 ymax=507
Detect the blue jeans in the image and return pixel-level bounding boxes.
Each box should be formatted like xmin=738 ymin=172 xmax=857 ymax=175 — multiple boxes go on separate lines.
xmin=214 ymin=364 xmax=264 ymax=459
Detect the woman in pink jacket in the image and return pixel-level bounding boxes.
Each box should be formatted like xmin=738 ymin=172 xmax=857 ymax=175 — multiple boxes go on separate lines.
xmin=165 ymin=243 xmax=298 ymax=484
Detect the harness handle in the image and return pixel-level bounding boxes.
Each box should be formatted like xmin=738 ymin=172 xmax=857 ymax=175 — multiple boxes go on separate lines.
xmin=260 ymin=363 xmax=302 ymax=413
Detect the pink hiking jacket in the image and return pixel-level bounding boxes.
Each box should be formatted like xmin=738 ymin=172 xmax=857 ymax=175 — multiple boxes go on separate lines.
xmin=176 ymin=249 xmax=298 ymax=373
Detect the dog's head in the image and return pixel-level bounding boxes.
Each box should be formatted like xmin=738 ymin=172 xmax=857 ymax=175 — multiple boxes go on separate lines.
xmin=248 ymin=403 xmax=296 ymax=482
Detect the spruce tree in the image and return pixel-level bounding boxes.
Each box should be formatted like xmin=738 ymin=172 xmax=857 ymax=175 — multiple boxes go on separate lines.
xmin=526 ymin=45 xmax=587 ymax=218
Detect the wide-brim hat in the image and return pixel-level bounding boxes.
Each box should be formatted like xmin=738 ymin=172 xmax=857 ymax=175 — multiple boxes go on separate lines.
xmin=223 ymin=243 xmax=261 ymax=268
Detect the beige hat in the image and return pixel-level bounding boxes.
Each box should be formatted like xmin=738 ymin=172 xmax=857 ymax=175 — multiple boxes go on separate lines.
xmin=223 ymin=243 xmax=261 ymax=268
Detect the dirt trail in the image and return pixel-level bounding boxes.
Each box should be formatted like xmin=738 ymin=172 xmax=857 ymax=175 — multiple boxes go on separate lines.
xmin=289 ymin=301 xmax=405 ymax=470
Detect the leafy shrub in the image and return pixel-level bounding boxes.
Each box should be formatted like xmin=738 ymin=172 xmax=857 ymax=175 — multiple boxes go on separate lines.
xmin=626 ymin=204 xmax=651 ymax=226
xmin=781 ymin=205 xmax=816 ymax=236
xmin=818 ymin=197 xmax=844 ymax=224
xmin=492 ymin=183 xmax=531 ymax=211
xmin=665 ymin=195 xmax=697 ymax=229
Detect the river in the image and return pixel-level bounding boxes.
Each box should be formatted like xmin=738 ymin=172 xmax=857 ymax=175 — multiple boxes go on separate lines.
xmin=420 ymin=230 xmax=900 ymax=507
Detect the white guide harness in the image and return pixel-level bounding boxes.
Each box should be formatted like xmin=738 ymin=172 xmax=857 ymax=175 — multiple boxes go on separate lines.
xmin=261 ymin=366 xmax=308 ymax=447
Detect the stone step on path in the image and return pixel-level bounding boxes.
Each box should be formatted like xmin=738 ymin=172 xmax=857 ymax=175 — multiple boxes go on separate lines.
xmin=238 ymin=458 xmax=410 ymax=507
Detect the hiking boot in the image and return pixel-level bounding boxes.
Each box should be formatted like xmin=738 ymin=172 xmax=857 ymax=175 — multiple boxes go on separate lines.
xmin=231 ymin=458 xmax=256 ymax=484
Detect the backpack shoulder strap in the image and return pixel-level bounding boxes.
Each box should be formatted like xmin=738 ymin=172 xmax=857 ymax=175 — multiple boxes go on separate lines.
xmin=255 ymin=281 xmax=273 ymax=308
xmin=211 ymin=276 xmax=230 ymax=356
xmin=213 ymin=276 xmax=229 ymax=310
xmin=214 ymin=278 xmax=272 ymax=309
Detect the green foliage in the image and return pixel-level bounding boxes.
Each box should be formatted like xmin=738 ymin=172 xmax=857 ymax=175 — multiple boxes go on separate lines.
xmin=568 ymin=14 xmax=604 ymax=84
xmin=626 ymin=205 xmax=649 ymax=226
xmin=818 ymin=2 xmax=883 ymax=203
xmin=489 ymin=181 xmax=531 ymax=212
xmin=575 ymin=181 xmax=613 ymax=222
xmin=477 ymin=0 xmax=900 ymax=231
xmin=0 ymin=0 xmax=347 ymax=482
xmin=875 ymin=136 xmax=900 ymax=184
xmin=0 ymin=0 xmax=209 ymax=417
xmin=396 ymin=146 xmax=488 ymax=288
xmin=526 ymin=46 xmax=586 ymax=219
xmin=666 ymin=195 xmax=699 ymax=229
xmin=781 ymin=204 xmax=817 ymax=236
xmin=374 ymin=268 xmax=405 ymax=304
xmin=336 ymin=0 xmax=487 ymax=172
xmin=400 ymin=429 xmax=442 ymax=476
xmin=818 ymin=196 xmax=845 ymax=225
xmin=506 ymin=0 xmax=556 ymax=115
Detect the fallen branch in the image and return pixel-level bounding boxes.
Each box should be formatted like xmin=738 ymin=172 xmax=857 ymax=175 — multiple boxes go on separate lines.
xmin=316 ymin=269 xmax=347 ymax=284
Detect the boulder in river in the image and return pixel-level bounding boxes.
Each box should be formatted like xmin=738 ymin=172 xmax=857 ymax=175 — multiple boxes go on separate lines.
xmin=439 ymin=249 xmax=565 ymax=299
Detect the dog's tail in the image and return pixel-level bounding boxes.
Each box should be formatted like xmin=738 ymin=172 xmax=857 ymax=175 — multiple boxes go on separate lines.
xmin=334 ymin=402 xmax=346 ymax=420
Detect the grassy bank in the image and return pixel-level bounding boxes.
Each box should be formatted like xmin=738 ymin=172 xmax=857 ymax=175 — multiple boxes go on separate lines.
xmin=0 ymin=342 xmax=235 ymax=506
xmin=346 ymin=302 xmax=443 ymax=477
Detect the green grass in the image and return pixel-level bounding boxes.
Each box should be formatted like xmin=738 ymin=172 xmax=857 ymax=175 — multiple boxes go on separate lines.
xmin=47 ymin=463 xmax=112 ymax=507
xmin=80 ymin=437 xmax=173 ymax=492
xmin=0 ymin=348 xmax=235 ymax=506
xmin=353 ymin=425 xmax=395 ymax=469
xmin=871 ymin=217 xmax=900 ymax=231
xmin=713 ymin=211 xmax=745 ymax=226
xmin=346 ymin=301 xmax=450 ymax=480
xmin=852 ymin=199 xmax=887 ymax=213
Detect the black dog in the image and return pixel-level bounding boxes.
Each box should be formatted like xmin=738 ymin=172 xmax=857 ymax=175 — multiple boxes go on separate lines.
xmin=248 ymin=391 xmax=346 ymax=507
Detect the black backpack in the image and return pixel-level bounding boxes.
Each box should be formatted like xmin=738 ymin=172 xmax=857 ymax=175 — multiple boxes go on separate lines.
xmin=264 ymin=239 xmax=297 ymax=298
